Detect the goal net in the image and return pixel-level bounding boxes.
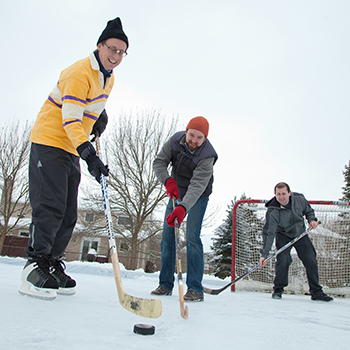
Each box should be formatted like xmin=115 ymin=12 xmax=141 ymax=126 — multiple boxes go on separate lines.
xmin=231 ymin=199 xmax=350 ymax=297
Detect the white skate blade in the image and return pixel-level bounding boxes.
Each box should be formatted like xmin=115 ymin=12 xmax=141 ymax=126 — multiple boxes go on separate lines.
xmin=57 ymin=287 xmax=76 ymax=296
xmin=18 ymin=281 xmax=57 ymax=301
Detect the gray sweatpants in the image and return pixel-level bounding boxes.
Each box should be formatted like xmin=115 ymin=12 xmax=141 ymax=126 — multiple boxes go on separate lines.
xmin=26 ymin=143 xmax=81 ymax=258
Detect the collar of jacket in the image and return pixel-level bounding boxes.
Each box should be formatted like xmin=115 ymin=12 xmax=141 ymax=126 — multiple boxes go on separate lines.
xmin=265 ymin=195 xmax=292 ymax=210
xmin=93 ymin=50 xmax=112 ymax=78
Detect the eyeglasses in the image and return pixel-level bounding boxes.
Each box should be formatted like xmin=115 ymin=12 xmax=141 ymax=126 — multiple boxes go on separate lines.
xmin=104 ymin=43 xmax=128 ymax=57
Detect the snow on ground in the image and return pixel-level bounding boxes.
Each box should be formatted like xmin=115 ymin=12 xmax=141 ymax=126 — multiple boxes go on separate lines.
xmin=1 ymin=256 xmax=349 ymax=350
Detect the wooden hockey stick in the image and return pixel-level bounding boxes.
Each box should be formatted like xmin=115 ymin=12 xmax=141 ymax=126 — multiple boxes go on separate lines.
xmin=204 ymin=225 xmax=317 ymax=295
xmin=95 ymin=137 xmax=162 ymax=318
xmin=173 ymin=197 xmax=189 ymax=319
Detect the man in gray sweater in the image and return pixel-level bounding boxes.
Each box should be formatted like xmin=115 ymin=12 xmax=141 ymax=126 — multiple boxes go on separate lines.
xmin=259 ymin=182 xmax=333 ymax=301
xmin=151 ymin=116 xmax=218 ymax=302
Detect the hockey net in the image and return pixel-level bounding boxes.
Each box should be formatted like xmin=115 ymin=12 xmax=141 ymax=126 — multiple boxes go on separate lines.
xmin=231 ymin=199 xmax=350 ymax=296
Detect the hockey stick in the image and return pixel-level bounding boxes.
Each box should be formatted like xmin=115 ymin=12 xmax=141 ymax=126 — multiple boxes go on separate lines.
xmin=204 ymin=225 xmax=317 ymax=295
xmin=95 ymin=137 xmax=162 ymax=318
xmin=173 ymin=197 xmax=189 ymax=319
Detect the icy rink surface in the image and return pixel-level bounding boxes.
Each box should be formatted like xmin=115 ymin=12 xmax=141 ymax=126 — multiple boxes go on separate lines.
xmin=1 ymin=256 xmax=349 ymax=350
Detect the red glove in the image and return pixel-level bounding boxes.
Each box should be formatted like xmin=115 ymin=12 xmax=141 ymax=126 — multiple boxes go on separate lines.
xmin=166 ymin=205 xmax=186 ymax=227
xmin=165 ymin=178 xmax=179 ymax=200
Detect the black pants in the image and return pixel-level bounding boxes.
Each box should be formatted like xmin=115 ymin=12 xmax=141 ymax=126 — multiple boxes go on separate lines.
xmin=274 ymin=233 xmax=322 ymax=296
xmin=26 ymin=143 xmax=81 ymax=258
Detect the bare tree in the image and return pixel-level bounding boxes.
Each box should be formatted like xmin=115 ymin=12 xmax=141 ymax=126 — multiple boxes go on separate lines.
xmin=0 ymin=120 xmax=32 ymax=254
xmin=82 ymin=110 xmax=178 ymax=269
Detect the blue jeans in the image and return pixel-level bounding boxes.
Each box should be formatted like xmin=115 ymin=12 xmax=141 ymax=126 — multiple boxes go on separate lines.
xmin=159 ymin=196 xmax=209 ymax=295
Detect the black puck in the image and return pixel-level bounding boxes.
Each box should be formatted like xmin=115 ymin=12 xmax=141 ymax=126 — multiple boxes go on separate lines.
xmin=133 ymin=324 xmax=155 ymax=335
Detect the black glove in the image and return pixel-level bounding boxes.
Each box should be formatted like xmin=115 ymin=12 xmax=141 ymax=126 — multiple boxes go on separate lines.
xmin=77 ymin=141 xmax=109 ymax=182
xmin=90 ymin=109 xmax=108 ymax=142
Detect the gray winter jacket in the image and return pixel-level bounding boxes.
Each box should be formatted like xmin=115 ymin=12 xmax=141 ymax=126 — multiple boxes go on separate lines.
xmin=260 ymin=192 xmax=317 ymax=258
xmin=153 ymin=131 xmax=217 ymax=212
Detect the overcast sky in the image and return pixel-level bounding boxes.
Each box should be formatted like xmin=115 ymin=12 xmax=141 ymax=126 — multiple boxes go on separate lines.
xmin=2 ymin=0 xmax=350 ymax=229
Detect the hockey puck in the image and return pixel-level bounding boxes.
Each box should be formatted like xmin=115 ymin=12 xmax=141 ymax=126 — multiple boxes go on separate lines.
xmin=133 ymin=324 xmax=155 ymax=335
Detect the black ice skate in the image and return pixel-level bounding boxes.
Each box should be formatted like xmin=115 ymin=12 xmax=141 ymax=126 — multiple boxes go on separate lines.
xmin=50 ymin=257 xmax=76 ymax=295
xmin=18 ymin=255 xmax=59 ymax=300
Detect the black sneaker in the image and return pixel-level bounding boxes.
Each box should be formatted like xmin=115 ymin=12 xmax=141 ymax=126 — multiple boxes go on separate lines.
xmin=183 ymin=289 xmax=204 ymax=302
xmin=311 ymin=292 xmax=333 ymax=302
xmin=150 ymin=285 xmax=172 ymax=296
xmin=19 ymin=255 xmax=59 ymax=300
xmin=50 ymin=257 xmax=76 ymax=295
xmin=272 ymin=289 xmax=283 ymax=299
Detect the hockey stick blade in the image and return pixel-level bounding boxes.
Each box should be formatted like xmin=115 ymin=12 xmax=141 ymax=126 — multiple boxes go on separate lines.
xmin=173 ymin=198 xmax=189 ymax=319
xmin=179 ymin=283 xmax=189 ymax=319
xmin=204 ymin=226 xmax=316 ymax=295
xmin=95 ymin=137 xmax=162 ymax=318
xmin=111 ymin=251 xmax=162 ymax=318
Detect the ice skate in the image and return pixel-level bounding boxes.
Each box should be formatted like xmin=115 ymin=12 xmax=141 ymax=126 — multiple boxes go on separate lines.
xmin=18 ymin=256 xmax=59 ymax=300
xmin=50 ymin=257 xmax=76 ymax=295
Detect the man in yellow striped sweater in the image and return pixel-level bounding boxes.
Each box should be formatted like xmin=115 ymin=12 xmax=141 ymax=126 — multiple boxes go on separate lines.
xmin=19 ymin=17 xmax=129 ymax=300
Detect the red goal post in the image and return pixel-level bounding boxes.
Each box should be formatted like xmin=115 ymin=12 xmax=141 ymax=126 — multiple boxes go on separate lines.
xmin=231 ymin=199 xmax=350 ymax=296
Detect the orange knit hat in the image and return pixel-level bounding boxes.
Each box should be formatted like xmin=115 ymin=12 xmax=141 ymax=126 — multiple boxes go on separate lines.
xmin=186 ymin=116 xmax=209 ymax=137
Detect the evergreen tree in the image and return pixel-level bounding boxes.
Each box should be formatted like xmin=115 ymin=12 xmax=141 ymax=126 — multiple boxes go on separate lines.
xmin=341 ymin=161 xmax=350 ymax=201
xmin=339 ymin=161 xmax=350 ymax=225
xmin=210 ymin=194 xmax=248 ymax=279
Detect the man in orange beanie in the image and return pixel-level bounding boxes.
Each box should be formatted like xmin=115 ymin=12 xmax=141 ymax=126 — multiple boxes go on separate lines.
xmin=151 ymin=116 xmax=218 ymax=302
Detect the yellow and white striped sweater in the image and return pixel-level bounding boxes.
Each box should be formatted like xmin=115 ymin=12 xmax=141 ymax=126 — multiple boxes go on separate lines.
xmin=30 ymin=52 xmax=114 ymax=155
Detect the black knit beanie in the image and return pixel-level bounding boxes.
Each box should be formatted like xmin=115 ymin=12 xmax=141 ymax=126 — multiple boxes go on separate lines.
xmin=97 ymin=17 xmax=129 ymax=48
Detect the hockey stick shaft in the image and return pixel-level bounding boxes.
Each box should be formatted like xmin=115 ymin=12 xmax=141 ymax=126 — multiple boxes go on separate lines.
xmin=95 ymin=137 xmax=162 ymax=318
xmin=173 ymin=197 xmax=189 ymax=319
xmin=204 ymin=225 xmax=315 ymax=295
